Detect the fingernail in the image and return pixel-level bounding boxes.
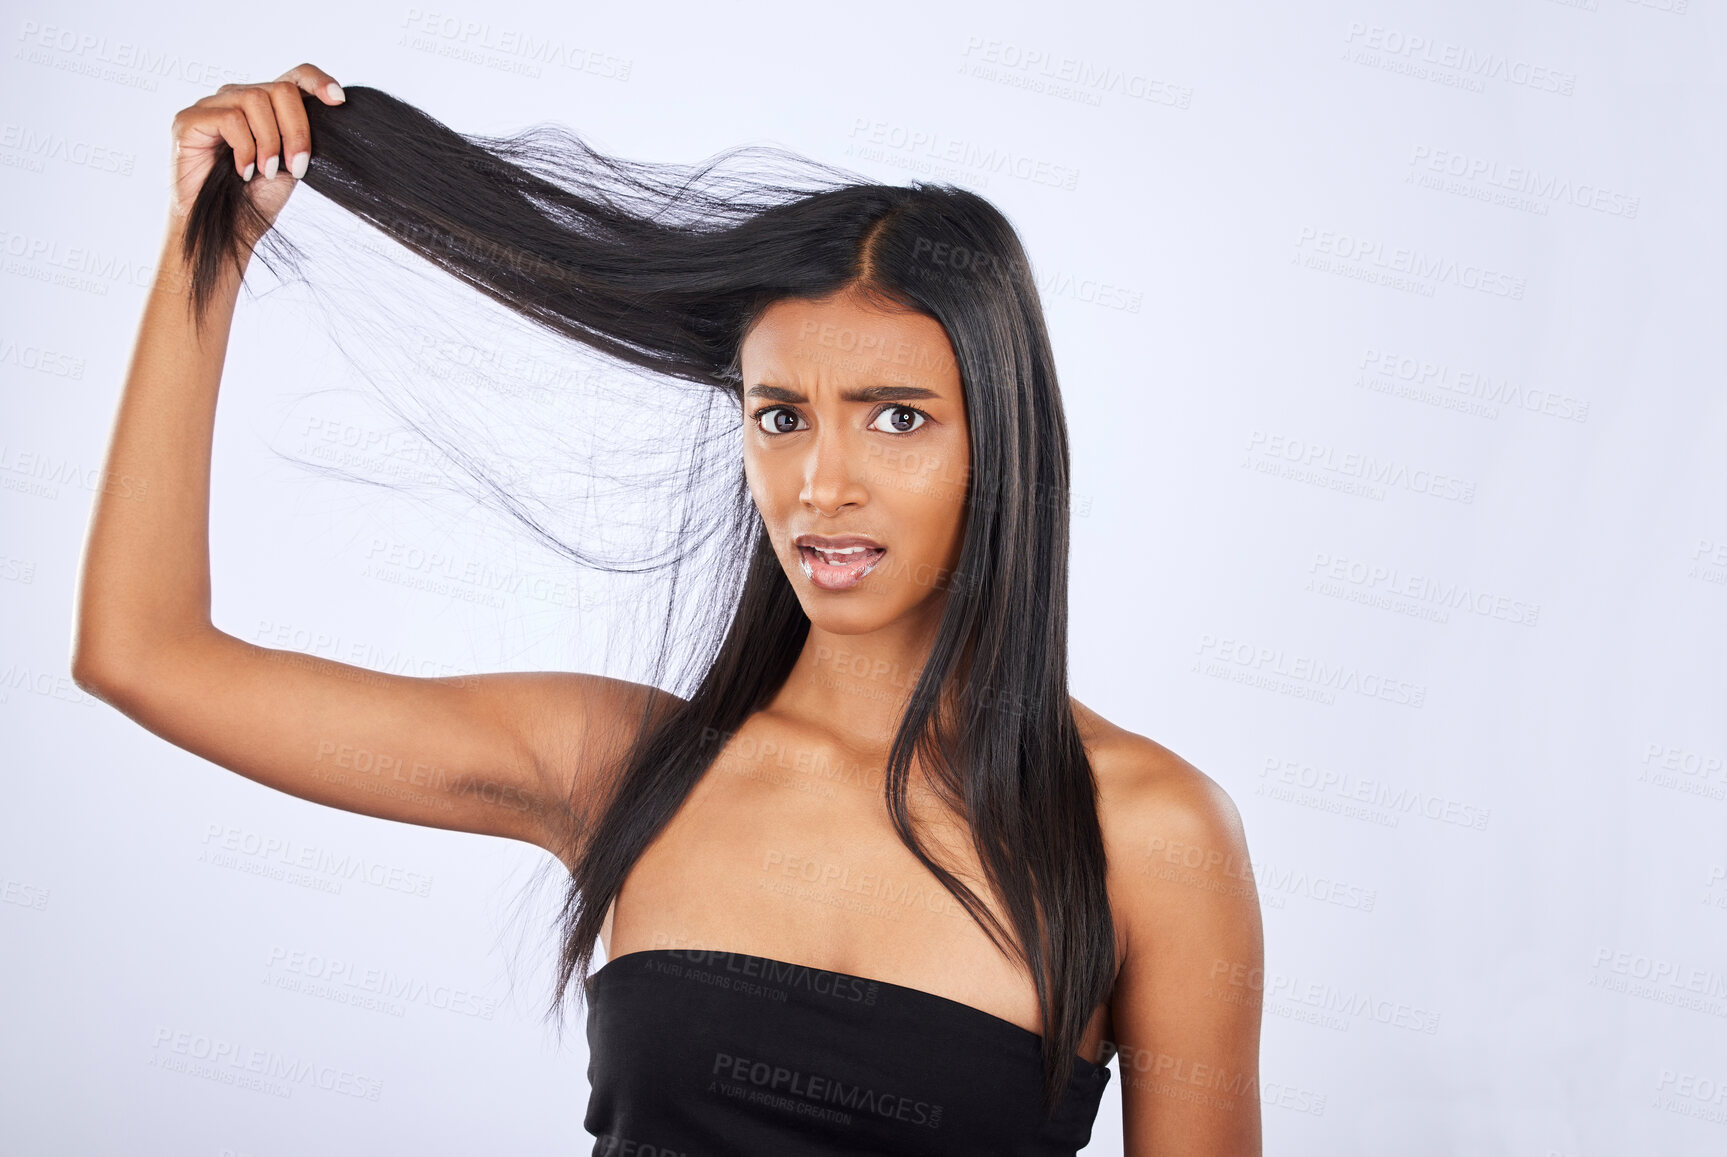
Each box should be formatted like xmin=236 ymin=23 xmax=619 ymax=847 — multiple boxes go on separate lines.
xmin=263 ymin=155 xmax=279 ymax=181
xmin=289 ymin=151 xmax=309 ymax=180
xmin=242 ymin=161 xmax=254 ymax=182
xmin=327 ymin=82 xmax=345 ymax=103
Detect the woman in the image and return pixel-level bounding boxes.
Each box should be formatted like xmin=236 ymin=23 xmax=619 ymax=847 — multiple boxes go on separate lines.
xmin=74 ymin=63 xmax=1264 ymax=1155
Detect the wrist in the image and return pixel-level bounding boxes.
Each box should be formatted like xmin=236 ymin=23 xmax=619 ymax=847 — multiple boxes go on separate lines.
xmin=157 ymin=212 xmax=252 ymax=301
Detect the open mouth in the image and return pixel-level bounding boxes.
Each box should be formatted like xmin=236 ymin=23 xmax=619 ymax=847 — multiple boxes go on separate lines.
xmin=795 ymin=539 xmax=887 ymax=592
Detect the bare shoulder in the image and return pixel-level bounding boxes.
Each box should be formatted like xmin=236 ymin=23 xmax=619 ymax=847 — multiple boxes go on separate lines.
xmin=1070 ymin=698 xmax=1248 ymax=857
xmin=1072 ymin=700 xmax=1264 ymax=1154
xmin=1070 ymin=698 xmax=1259 ymax=966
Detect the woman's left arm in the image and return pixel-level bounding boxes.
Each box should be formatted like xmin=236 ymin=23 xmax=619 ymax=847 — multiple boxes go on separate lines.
xmin=1104 ymin=747 xmax=1266 ymax=1157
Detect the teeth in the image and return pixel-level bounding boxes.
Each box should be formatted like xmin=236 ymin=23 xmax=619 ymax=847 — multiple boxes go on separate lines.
xmin=797 ymin=543 xmax=885 ymax=584
xmin=803 ymin=544 xmax=877 ymax=566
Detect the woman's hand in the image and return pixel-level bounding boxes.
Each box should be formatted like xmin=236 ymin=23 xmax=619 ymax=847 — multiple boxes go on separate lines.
xmin=166 ymin=62 xmax=346 ymax=231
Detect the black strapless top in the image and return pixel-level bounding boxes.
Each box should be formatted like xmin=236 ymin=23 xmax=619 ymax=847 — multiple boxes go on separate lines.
xmin=583 ymin=948 xmax=1112 ymax=1156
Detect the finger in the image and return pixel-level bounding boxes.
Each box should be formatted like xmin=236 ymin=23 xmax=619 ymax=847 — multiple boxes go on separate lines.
xmin=199 ymin=104 xmax=258 ymax=181
xmin=263 ymin=80 xmax=315 ymax=182
xmin=275 ymin=62 xmax=346 ymax=107
xmin=234 ymin=87 xmax=284 ymax=182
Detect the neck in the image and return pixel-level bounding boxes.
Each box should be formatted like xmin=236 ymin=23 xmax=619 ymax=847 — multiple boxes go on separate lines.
xmin=771 ymin=604 xmax=947 ymax=751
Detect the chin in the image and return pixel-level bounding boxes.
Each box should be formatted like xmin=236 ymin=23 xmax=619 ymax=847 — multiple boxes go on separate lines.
xmin=782 ymin=575 xmax=923 ymax=637
xmin=801 ymin=603 xmax=903 ymax=636
xmin=789 ymin=580 xmax=903 ymax=630
xmin=773 ymin=546 xmax=949 ymax=636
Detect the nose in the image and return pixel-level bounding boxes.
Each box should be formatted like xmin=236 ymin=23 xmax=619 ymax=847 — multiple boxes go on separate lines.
xmin=799 ymin=424 xmax=869 ymax=516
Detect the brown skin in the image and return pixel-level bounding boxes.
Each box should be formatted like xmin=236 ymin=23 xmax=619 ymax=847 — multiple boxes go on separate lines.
xmin=671 ymin=289 xmax=1261 ymax=1154
xmin=740 ymin=289 xmax=972 ymax=747
xmin=73 ymin=64 xmax=1261 ymax=1156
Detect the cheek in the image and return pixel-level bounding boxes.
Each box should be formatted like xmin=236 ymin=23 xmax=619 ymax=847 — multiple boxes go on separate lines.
xmin=896 ymin=446 xmax=968 ymax=552
xmin=741 ymin=442 xmax=766 ymax=498
xmin=741 ymin=450 xmax=760 ymax=506
xmin=937 ymin=447 xmax=971 ymax=554
xmin=743 ymin=447 xmax=789 ymax=528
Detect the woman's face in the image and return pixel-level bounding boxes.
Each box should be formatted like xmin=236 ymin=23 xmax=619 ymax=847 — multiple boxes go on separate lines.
xmin=740 ymin=288 xmax=971 ymax=639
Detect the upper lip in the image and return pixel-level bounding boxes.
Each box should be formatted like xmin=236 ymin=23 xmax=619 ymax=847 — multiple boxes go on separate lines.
xmin=794 ymin=533 xmax=885 ymax=551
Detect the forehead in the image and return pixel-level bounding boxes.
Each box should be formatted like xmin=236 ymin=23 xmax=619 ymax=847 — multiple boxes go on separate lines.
xmin=741 ymin=292 xmax=960 ymax=391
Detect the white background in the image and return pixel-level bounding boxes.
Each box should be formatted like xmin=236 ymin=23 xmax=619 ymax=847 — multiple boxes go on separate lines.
xmin=3 ymin=1 xmax=1724 ymax=1154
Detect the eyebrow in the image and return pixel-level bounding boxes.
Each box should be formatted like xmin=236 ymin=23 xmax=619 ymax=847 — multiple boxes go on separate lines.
xmin=744 ymin=383 xmax=942 ymax=404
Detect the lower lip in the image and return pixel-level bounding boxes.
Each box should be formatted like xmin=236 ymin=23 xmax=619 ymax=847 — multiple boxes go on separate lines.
xmin=797 ymin=546 xmax=887 ymax=592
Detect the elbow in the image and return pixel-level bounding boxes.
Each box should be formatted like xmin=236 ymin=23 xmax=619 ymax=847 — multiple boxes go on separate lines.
xmin=69 ymin=604 xmax=129 ymax=695
xmin=70 ymin=645 xmax=157 ymax=716
xmin=71 ymin=626 xmax=219 ymax=705
xmin=69 ymin=616 xmax=199 ymax=696
xmin=69 ymin=630 xmax=152 ymax=699
xmin=70 ymin=645 xmax=122 ymax=697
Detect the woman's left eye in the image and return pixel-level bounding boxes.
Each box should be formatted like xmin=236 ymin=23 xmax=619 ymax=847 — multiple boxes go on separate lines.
xmin=869 ymin=406 xmax=927 ymax=434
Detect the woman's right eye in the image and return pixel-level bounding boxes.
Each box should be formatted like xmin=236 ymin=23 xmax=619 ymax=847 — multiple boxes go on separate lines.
xmin=755 ymin=407 xmax=807 ymax=435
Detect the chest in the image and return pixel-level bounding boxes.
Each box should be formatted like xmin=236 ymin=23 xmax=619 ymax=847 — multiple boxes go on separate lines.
xmin=597 ymin=721 xmax=1115 ymax=1062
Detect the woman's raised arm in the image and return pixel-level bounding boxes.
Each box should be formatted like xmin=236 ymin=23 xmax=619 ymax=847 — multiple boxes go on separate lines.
xmin=69 ymin=65 xmax=664 ymax=865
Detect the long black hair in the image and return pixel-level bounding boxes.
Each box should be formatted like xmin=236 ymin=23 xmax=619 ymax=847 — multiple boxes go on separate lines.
xmin=183 ymin=84 xmax=1114 ymax=1114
